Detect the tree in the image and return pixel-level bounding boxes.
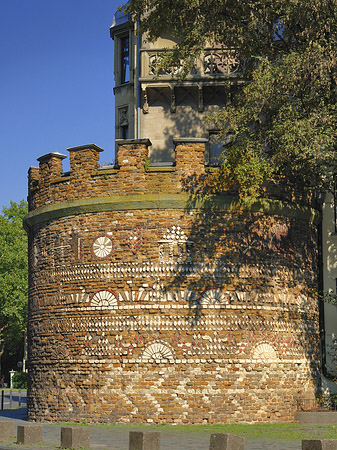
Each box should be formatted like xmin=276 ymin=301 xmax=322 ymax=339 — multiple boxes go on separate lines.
xmin=126 ymin=0 xmax=337 ymax=199
xmin=0 ymin=200 xmax=28 ymax=375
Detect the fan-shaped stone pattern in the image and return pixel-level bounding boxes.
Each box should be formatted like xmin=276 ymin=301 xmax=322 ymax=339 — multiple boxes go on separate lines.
xmin=200 ymin=289 xmax=228 ymax=306
xmin=89 ymin=290 xmax=118 ymax=307
xmin=252 ymin=343 xmax=278 ymax=362
xmin=162 ymin=225 xmax=187 ymax=243
xmin=92 ymin=235 xmax=113 ymax=259
xmin=142 ymin=342 xmax=174 ymax=363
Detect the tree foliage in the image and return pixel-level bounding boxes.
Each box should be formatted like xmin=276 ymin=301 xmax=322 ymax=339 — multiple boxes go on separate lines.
xmin=126 ymin=0 xmax=337 ymax=198
xmin=0 ymin=200 xmax=28 ymax=361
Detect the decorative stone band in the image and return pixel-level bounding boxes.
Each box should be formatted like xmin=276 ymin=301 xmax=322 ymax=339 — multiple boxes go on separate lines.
xmin=23 ymin=193 xmax=320 ymax=231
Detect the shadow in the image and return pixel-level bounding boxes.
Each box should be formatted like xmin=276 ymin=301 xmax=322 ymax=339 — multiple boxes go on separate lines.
xmin=143 ymin=85 xmax=228 ymax=163
xmin=0 ymin=407 xmax=27 ymax=420
xmin=160 ymin=169 xmax=321 ymax=411
xmin=141 ymin=82 xmax=321 ymax=406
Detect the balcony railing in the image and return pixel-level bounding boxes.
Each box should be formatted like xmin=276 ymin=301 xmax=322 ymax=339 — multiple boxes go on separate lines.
xmin=140 ymin=48 xmax=243 ymax=80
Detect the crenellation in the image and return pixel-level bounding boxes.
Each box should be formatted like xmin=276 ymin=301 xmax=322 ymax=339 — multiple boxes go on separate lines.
xmin=28 ymin=166 xmax=40 ymax=185
xmin=27 ymin=166 xmax=40 ymax=210
xmin=36 ymin=153 xmax=67 ymax=205
xmin=28 ymin=140 xmax=211 ymax=211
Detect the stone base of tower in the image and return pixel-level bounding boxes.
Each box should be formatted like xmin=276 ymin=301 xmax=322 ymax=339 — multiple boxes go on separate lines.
xmin=28 ymin=361 xmax=317 ymax=424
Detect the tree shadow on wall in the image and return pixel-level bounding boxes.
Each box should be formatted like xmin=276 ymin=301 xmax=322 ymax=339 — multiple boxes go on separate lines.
xmin=142 ymin=90 xmax=321 ymax=401
xmin=164 ymin=170 xmax=321 ymax=399
xmin=144 ymin=90 xmax=224 ymax=164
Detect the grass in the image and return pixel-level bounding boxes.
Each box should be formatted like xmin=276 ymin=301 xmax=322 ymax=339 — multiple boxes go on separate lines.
xmin=54 ymin=422 xmax=337 ymax=440
xmin=1 ymin=388 xmax=26 ymax=393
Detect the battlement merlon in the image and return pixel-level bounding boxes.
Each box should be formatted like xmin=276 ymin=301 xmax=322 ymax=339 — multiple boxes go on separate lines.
xmin=116 ymin=139 xmax=152 ymax=170
xmin=174 ymin=138 xmax=208 ymax=176
xmin=67 ymin=144 xmax=104 ymax=176
xmin=37 ymin=152 xmax=67 ymax=180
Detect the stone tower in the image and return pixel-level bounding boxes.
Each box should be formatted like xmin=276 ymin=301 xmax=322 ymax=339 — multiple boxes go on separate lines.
xmin=24 ymin=8 xmax=321 ymax=424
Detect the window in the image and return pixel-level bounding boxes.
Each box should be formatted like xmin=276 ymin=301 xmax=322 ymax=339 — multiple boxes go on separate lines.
xmin=118 ymin=106 xmax=129 ymax=139
xmin=121 ymin=36 xmax=129 ymax=84
xmin=121 ymin=125 xmax=128 ymax=139
xmin=208 ymin=133 xmax=224 ymax=166
xmin=207 ymin=132 xmax=234 ymax=167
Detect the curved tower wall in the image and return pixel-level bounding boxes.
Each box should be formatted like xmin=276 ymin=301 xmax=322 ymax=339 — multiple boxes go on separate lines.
xmin=25 ymin=139 xmax=320 ymax=423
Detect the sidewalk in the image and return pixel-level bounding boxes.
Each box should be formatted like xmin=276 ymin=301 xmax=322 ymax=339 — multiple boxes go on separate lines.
xmin=0 ymin=408 xmax=301 ymax=450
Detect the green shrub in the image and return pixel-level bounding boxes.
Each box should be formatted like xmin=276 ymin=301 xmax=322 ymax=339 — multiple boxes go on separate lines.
xmin=12 ymin=371 xmax=27 ymax=389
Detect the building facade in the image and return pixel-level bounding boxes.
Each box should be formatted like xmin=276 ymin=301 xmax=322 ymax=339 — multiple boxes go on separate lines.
xmin=110 ymin=8 xmax=240 ymax=165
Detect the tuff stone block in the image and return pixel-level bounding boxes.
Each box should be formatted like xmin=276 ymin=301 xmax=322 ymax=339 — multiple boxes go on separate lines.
xmin=302 ymin=440 xmax=337 ymax=450
xmin=0 ymin=421 xmax=14 ymax=441
xmin=16 ymin=425 xmax=42 ymax=445
xmin=129 ymin=431 xmax=160 ymax=450
xmin=209 ymin=433 xmax=245 ymax=450
xmin=61 ymin=426 xmax=90 ymax=449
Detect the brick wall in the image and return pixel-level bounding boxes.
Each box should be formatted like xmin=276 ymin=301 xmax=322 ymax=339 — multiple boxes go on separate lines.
xmin=25 ymin=139 xmax=320 ymax=423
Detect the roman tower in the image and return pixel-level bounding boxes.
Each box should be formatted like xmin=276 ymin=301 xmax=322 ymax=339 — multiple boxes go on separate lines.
xmin=24 ymin=8 xmax=321 ymax=423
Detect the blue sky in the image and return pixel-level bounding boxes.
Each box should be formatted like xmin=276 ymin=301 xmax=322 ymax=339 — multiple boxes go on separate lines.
xmin=0 ymin=0 xmax=122 ymax=209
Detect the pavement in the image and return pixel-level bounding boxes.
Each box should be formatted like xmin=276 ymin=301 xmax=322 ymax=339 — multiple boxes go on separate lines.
xmin=0 ymin=408 xmax=302 ymax=449
xmin=0 ymin=390 xmax=26 ymax=411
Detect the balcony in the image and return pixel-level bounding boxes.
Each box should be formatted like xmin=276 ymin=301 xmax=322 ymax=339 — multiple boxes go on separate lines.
xmin=140 ymin=48 xmax=243 ymax=82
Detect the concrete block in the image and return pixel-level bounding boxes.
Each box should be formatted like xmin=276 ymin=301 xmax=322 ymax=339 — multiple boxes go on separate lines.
xmin=0 ymin=421 xmax=14 ymax=441
xmin=209 ymin=433 xmax=245 ymax=450
xmin=16 ymin=425 xmax=42 ymax=445
xmin=61 ymin=426 xmax=90 ymax=449
xmin=129 ymin=431 xmax=160 ymax=450
xmin=302 ymin=439 xmax=337 ymax=450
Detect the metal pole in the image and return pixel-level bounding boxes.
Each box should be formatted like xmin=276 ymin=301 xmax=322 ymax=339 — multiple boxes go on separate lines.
xmin=18 ymin=388 xmax=21 ymax=407
xmin=1 ymin=390 xmax=3 ymax=410
xmin=9 ymin=389 xmax=12 ymax=409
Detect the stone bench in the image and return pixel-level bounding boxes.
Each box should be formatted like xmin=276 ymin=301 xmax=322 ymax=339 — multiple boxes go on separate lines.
xmin=302 ymin=439 xmax=337 ymax=449
xmin=209 ymin=433 xmax=245 ymax=450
